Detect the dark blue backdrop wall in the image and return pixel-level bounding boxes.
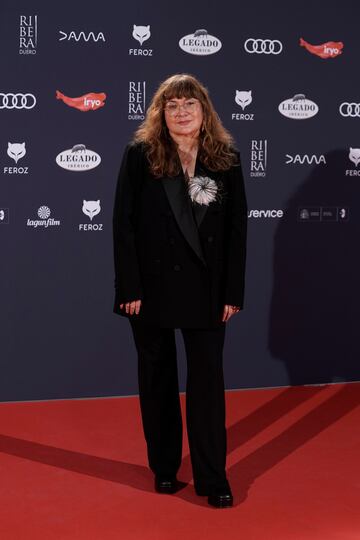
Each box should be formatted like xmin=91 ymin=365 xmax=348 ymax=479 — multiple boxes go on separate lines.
xmin=1 ymin=1 xmax=359 ymax=401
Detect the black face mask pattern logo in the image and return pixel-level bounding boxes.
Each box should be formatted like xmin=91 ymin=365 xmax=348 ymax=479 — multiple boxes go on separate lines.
xmin=0 ymin=93 xmax=36 ymax=109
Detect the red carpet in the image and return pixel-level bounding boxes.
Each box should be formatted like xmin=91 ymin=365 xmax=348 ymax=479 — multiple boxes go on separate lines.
xmin=0 ymin=383 xmax=359 ymax=539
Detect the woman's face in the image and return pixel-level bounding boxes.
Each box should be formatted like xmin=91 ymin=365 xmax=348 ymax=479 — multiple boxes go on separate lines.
xmin=164 ymin=96 xmax=204 ymax=138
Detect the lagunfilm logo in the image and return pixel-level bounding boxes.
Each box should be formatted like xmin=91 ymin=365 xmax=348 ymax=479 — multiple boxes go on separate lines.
xmin=19 ymin=15 xmax=38 ymax=54
xmin=179 ymin=29 xmax=222 ymax=56
xmin=129 ymin=25 xmax=153 ymax=56
xmin=79 ymin=200 xmax=103 ymax=231
xmin=27 ymin=206 xmax=61 ymax=228
xmin=56 ymin=144 xmax=101 ymax=171
xmin=128 ymin=82 xmax=146 ymax=120
xmin=279 ymin=94 xmax=319 ymax=119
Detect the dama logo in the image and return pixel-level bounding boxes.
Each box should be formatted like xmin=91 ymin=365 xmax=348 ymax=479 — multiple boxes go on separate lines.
xmin=56 ymin=90 xmax=106 ymax=111
xmin=59 ymin=30 xmax=105 ymax=42
xmin=299 ymin=38 xmax=343 ymax=59
xmin=286 ymin=154 xmax=326 ymax=165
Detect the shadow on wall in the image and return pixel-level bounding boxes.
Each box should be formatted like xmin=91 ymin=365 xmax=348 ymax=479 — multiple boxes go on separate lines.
xmin=268 ymin=149 xmax=360 ymax=386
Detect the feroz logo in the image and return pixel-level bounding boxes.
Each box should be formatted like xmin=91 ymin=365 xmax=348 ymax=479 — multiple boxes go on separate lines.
xmin=244 ymin=38 xmax=283 ymax=55
xmin=58 ymin=30 xmax=105 ymax=42
xmin=248 ymin=209 xmax=283 ymax=218
xmin=232 ymin=90 xmax=254 ymax=121
xmin=0 ymin=93 xmax=36 ymax=110
xmin=56 ymin=90 xmax=106 ymax=111
xmin=0 ymin=208 xmax=9 ymax=224
xmin=250 ymin=140 xmax=267 ymax=178
xmin=279 ymin=94 xmax=319 ymax=119
xmin=27 ymin=206 xmax=61 ymax=228
xmin=285 ymin=154 xmax=326 ymax=165
xmin=298 ymin=207 xmax=349 ymax=222
xmin=339 ymin=103 xmax=360 ymax=117
xmin=4 ymin=142 xmax=29 ymax=175
xmin=129 ymin=24 xmax=153 ymax=56
xmin=56 ymin=144 xmax=101 ymax=171
xmin=348 ymin=147 xmax=360 ymax=166
xmin=79 ymin=200 xmax=103 ymax=231
xmin=346 ymin=147 xmax=360 ymax=176
xmin=19 ymin=15 xmax=37 ymax=54
xmin=299 ymin=38 xmax=343 ymax=59
xmin=128 ymin=82 xmax=146 ymax=120
xmin=179 ymin=29 xmax=222 ymax=56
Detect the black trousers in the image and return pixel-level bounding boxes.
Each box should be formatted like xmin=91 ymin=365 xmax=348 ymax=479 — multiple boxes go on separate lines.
xmin=129 ymin=318 xmax=229 ymax=493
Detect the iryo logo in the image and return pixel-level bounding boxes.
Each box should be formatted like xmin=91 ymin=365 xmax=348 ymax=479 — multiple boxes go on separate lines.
xmin=56 ymin=90 xmax=106 ymax=111
xmin=299 ymin=38 xmax=343 ymax=59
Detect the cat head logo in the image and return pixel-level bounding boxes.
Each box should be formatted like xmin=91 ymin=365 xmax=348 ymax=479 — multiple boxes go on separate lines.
xmin=235 ymin=91 xmax=252 ymax=110
xmin=132 ymin=25 xmax=150 ymax=45
xmin=349 ymin=147 xmax=360 ymax=167
xmin=82 ymin=200 xmax=101 ymax=221
xmin=179 ymin=28 xmax=222 ymax=56
xmin=7 ymin=142 xmax=26 ymax=163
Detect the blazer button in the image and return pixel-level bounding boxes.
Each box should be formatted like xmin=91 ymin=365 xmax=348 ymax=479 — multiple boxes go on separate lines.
xmin=207 ymin=236 xmax=214 ymax=243
xmin=174 ymin=264 xmax=181 ymax=271
xmin=169 ymin=237 xmax=175 ymax=245
xmin=155 ymin=259 xmax=160 ymax=263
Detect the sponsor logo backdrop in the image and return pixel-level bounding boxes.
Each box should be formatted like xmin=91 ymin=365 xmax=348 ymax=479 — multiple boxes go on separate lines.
xmin=1 ymin=0 xmax=359 ymax=401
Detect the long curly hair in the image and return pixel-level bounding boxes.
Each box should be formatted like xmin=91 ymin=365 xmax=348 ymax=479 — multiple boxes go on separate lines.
xmin=133 ymin=73 xmax=238 ymax=177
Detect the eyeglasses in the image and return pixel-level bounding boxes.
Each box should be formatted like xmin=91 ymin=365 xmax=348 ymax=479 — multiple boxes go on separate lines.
xmin=164 ymin=99 xmax=200 ymax=116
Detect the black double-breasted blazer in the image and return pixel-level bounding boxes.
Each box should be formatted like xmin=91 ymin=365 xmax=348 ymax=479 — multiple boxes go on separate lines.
xmin=112 ymin=141 xmax=248 ymax=328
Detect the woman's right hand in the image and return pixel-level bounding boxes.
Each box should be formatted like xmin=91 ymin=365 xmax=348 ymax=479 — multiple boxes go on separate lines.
xmin=120 ymin=299 xmax=142 ymax=315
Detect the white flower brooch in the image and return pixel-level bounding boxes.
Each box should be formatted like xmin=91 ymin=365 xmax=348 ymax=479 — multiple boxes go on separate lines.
xmin=187 ymin=175 xmax=218 ymax=206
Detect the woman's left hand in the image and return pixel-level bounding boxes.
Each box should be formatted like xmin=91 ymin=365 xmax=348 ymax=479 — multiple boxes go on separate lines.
xmin=222 ymin=305 xmax=241 ymax=322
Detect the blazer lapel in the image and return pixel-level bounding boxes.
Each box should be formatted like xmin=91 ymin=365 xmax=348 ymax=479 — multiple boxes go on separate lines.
xmin=161 ymin=174 xmax=207 ymax=266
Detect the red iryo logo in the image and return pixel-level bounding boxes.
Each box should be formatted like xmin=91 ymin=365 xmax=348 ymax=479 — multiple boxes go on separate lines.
xmin=56 ymin=90 xmax=106 ymax=111
xmin=299 ymin=38 xmax=344 ymax=59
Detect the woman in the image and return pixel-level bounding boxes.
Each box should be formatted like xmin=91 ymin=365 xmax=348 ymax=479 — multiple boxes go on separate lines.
xmin=112 ymin=74 xmax=247 ymax=508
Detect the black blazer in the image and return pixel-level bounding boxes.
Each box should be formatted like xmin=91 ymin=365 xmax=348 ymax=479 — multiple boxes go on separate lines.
xmin=112 ymin=141 xmax=248 ymax=328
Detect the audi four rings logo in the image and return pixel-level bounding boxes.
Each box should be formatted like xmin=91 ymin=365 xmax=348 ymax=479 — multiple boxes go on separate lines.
xmin=0 ymin=93 xmax=36 ymax=109
xmin=244 ymin=38 xmax=283 ymax=55
xmin=339 ymin=102 xmax=360 ymax=117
